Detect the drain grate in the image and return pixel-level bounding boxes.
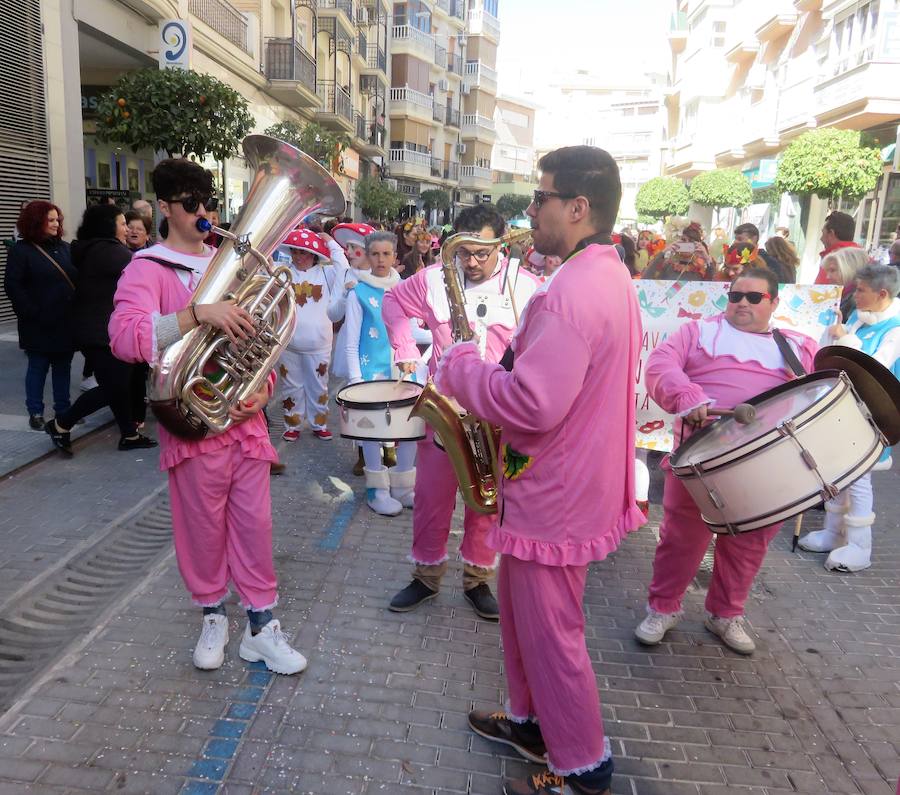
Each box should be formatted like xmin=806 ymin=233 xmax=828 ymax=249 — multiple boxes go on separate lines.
xmin=0 ymin=497 xmax=172 ymax=711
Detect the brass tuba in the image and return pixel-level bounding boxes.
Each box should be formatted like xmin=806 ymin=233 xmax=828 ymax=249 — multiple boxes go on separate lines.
xmin=149 ymin=135 xmax=346 ymax=439
xmin=410 ymin=227 xmax=533 ymax=514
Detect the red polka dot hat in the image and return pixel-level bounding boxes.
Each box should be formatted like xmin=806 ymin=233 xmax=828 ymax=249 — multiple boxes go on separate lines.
xmin=332 ymin=222 xmax=376 ymax=251
xmin=281 ymin=229 xmax=330 ymax=261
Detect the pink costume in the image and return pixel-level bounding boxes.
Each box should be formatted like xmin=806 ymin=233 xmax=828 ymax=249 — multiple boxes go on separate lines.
xmin=108 ymin=244 xmax=278 ymax=610
xmin=644 ymin=315 xmax=817 ymax=619
xmin=382 ymin=258 xmax=540 ymax=587
xmin=436 ymin=243 xmax=644 ymax=775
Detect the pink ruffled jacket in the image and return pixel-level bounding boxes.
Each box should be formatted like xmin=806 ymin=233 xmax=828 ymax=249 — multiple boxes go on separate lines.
xmin=383 ymin=259 xmax=540 ymax=373
xmin=436 ymin=244 xmax=646 ymax=566
xmin=645 ymin=315 xmax=818 ymax=444
xmin=108 ymin=255 xmax=276 ymax=471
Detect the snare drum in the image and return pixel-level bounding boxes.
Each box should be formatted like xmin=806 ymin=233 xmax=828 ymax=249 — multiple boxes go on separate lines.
xmin=335 ymin=380 xmax=426 ymax=442
xmin=670 ymin=371 xmax=886 ymax=534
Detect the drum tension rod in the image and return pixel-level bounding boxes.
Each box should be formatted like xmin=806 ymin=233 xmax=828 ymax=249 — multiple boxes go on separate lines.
xmin=776 ymin=420 xmax=839 ymax=502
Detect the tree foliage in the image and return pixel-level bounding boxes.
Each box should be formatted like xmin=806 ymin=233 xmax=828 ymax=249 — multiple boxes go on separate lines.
xmin=355 ymin=176 xmax=405 ymax=222
xmin=635 ymin=177 xmax=690 ymax=220
xmin=689 ymin=169 xmax=753 ymax=210
xmin=495 ymin=193 xmax=532 ymax=219
xmin=264 ymin=120 xmax=351 ymax=172
xmin=95 ymin=69 xmax=254 ymax=161
xmin=420 ymin=189 xmax=451 ymax=212
xmin=774 ymin=128 xmax=883 ymax=201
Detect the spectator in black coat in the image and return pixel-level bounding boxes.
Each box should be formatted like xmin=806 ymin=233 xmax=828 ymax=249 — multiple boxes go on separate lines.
xmin=42 ymin=204 xmax=157 ymax=456
xmin=3 ymin=201 xmax=75 ymax=430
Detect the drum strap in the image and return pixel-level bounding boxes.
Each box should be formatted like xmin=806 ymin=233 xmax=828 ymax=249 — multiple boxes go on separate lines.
xmin=772 ymin=329 xmax=806 ymax=377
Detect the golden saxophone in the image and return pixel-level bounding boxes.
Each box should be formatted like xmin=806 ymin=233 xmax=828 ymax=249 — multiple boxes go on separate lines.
xmin=149 ymin=135 xmax=346 ymax=439
xmin=410 ymin=227 xmax=532 ymax=514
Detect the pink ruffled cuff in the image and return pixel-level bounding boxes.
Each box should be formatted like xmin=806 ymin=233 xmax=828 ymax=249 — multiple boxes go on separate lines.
xmin=488 ymin=506 xmax=645 ymax=567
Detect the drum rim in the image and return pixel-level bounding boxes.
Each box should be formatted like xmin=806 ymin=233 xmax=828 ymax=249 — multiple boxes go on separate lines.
xmin=335 ymin=380 xmax=423 ymax=411
xmin=670 ymin=370 xmax=845 ymax=472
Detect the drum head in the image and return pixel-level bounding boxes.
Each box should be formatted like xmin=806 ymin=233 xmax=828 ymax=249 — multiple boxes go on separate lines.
xmin=335 ymin=379 xmax=422 ymax=409
xmin=672 ymin=373 xmax=840 ymax=467
xmin=814 ymin=345 xmax=900 ymax=445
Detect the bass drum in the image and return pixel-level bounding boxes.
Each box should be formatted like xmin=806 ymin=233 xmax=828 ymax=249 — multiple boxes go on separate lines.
xmin=670 ymin=371 xmax=886 ymax=534
xmin=335 ymin=380 xmax=426 ymax=442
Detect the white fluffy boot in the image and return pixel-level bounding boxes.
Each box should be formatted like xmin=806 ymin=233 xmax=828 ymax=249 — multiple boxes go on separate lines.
xmin=389 ymin=467 xmax=416 ymax=508
xmin=825 ymin=513 xmax=873 ymax=572
xmin=365 ymin=467 xmax=403 ymax=516
xmin=798 ymin=501 xmax=847 ymax=553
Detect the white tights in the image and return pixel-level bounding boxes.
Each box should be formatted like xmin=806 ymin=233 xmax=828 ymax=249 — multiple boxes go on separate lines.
xmin=361 ymin=440 xmax=416 ymax=472
xmin=635 ymin=448 xmax=650 ymax=502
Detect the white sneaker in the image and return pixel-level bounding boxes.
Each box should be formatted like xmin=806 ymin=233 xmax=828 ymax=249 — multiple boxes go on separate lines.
xmin=704 ymin=614 xmax=755 ymax=654
xmin=193 ymin=614 xmax=229 ymax=670
xmin=79 ymin=375 xmax=98 ymax=391
xmin=239 ymin=619 xmax=307 ymax=675
xmin=634 ymin=609 xmax=681 ymax=645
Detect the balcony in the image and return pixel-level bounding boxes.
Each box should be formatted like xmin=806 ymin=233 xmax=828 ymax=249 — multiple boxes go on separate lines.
xmin=354 ymin=30 xmax=368 ymax=64
xmin=813 ymin=60 xmax=900 ymax=129
xmin=468 ymin=8 xmax=500 ymax=41
xmin=317 ymin=0 xmax=354 ymax=29
xmin=188 ymin=0 xmax=250 ymax=53
xmin=365 ymin=43 xmax=387 ymax=74
xmin=315 ymin=81 xmax=355 ymax=132
xmin=392 ymin=24 xmax=436 ymax=60
xmin=461 ymin=113 xmax=496 ymax=142
xmin=264 ymin=38 xmax=319 ymax=107
xmin=434 ymin=43 xmax=448 ymax=69
xmin=431 ymin=156 xmax=444 ymax=178
xmin=448 ymin=53 xmax=463 ymax=76
xmin=450 ymin=0 xmax=465 ymax=21
xmin=460 ymin=164 xmax=492 ymax=189
xmin=359 ymin=119 xmax=386 ymax=156
xmin=725 ymin=38 xmax=760 ymax=64
xmin=445 ymin=160 xmax=459 ymax=182
xmin=432 ymin=102 xmax=446 ymax=124
xmin=668 ymin=11 xmax=687 ymax=53
xmin=389 ymin=85 xmax=434 ymax=122
xmin=794 ymin=0 xmax=822 ymax=10
xmin=389 ymin=148 xmax=432 ymax=179
xmin=464 ymin=60 xmax=497 ymax=94
xmin=756 ymin=12 xmax=799 ymax=42
xmin=446 ymin=106 xmax=460 ymax=127
xmin=434 ymin=0 xmax=449 ymax=14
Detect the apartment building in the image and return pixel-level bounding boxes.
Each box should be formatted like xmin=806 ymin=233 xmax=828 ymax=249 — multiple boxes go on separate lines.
xmin=665 ymin=0 xmax=900 ymax=276
xmin=490 ymin=95 xmax=538 ymax=202
xmin=387 ymin=0 xmax=500 ymax=218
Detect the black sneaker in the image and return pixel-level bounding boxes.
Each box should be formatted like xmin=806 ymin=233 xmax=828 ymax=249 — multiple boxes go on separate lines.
xmin=28 ymin=414 xmax=45 ymax=430
xmin=464 ymin=583 xmax=499 ymax=620
xmin=118 ymin=433 xmax=158 ymax=451
xmin=44 ymin=419 xmax=72 ymax=456
xmin=468 ymin=710 xmax=547 ymax=763
xmin=388 ymin=580 xmax=437 ymax=612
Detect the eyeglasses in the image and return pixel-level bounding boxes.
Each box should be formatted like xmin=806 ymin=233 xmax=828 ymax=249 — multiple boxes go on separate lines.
xmin=456 ymin=247 xmax=496 ymax=263
xmin=531 ymin=190 xmax=578 ymax=209
xmin=167 ymin=194 xmax=219 ymax=213
xmin=727 ymin=290 xmax=772 ymax=305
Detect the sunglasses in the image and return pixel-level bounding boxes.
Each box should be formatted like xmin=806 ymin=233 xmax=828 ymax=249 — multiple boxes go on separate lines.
xmin=167 ymin=194 xmax=219 ymax=213
xmin=727 ymin=290 xmax=772 ymax=304
xmin=531 ymin=189 xmax=578 ymax=209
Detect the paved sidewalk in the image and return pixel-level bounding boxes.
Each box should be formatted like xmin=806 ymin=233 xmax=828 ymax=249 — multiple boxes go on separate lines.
xmin=0 ymin=407 xmax=897 ymax=794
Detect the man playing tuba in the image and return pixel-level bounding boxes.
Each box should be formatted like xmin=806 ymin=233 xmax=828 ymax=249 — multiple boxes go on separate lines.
xmin=383 ymin=205 xmax=540 ymax=619
xmin=109 ymin=158 xmax=307 ymax=676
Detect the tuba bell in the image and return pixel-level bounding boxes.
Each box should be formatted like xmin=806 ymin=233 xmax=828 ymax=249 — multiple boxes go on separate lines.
xmin=149 ymin=135 xmax=346 ymax=439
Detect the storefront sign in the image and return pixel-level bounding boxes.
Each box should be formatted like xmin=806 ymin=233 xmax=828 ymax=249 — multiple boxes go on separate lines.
xmin=159 ymin=19 xmax=192 ymax=70
xmin=634 ymin=281 xmax=840 ymax=451
xmin=86 ymin=188 xmax=131 ymax=208
xmin=340 ymin=148 xmax=360 ymax=180
xmin=81 ymin=85 xmax=108 ymax=119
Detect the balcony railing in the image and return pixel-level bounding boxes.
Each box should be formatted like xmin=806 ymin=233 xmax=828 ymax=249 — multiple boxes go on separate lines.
xmin=445 ymin=160 xmax=459 ymax=181
xmin=464 ymin=60 xmax=498 ymax=92
xmin=265 ymin=38 xmax=316 ymax=93
xmin=461 ymin=164 xmax=492 ymax=182
xmin=355 ymin=111 xmax=367 ymax=140
xmin=317 ymin=0 xmax=354 ymax=19
xmin=433 ymin=102 xmax=446 ymax=123
xmin=446 ymin=106 xmax=460 ymax=127
xmin=392 ymin=24 xmax=435 ymax=55
xmin=357 ymin=30 xmax=368 ymax=58
xmin=389 ymin=85 xmax=434 ymax=112
xmin=317 ymin=80 xmax=353 ymax=122
xmin=468 ymin=8 xmax=500 ymax=39
xmin=431 ymin=156 xmax=444 ymax=178
xmin=450 ymin=0 xmax=465 ymax=20
xmin=366 ymin=44 xmax=387 ymax=72
xmin=448 ymin=53 xmax=463 ymax=75
xmin=189 ymin=0 xmax=249 ymax=53
xmin=390 ymin=148 xmax=432 ymax=170
xmin=461 ymin=113 xmax=496 ymax=135
xmin=366 ymin=120 xmax=386 ymax=149
xmin=434 ymin=43 xmax=448 ymax=69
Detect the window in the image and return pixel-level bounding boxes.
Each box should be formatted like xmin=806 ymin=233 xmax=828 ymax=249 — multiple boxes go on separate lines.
xmin=713 ymin=21 xmax=726 ymax=33
xmin=583 ymin=136 xmax=596 ymax=146
xmin=484 ymin=0 xmax=499 ymax=17
xmin=831 ymin=0 xmax=879 ymax=76
xmin=638 ymin=106 xmax=656 ymax=115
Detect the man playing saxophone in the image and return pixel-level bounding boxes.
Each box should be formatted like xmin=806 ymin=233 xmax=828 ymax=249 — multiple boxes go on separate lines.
xmin=383 ymin=206 xmax=540 ymax=619
xmin=109 ymin=158 xmax=307 ymax=676
xmin=434 ymin=147 xmax=644 ymax=795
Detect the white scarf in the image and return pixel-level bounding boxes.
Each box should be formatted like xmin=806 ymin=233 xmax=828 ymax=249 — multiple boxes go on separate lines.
xmin=356 ymin=268 xmax=401 ymax=291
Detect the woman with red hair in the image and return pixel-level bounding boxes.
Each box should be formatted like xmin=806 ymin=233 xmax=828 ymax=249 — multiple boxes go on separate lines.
xmin=3 ymin=201 xmax=76 ymax=430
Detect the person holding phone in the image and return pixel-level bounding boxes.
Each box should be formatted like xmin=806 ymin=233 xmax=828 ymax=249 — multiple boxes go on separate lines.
xmin=643 ymin=222 xmax=715 ymax=281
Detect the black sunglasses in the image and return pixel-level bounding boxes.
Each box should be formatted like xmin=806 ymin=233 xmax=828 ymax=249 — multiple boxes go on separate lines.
xmin=727 ymin=290 xmax=772 ymax=304
xmin=167 ymin=194 xmax=218 ymax=214
xmin=531 ymin=189 xmax=578 ymax=209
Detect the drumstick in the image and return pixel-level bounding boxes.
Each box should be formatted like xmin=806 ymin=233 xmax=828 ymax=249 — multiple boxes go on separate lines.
xmin=707 ymin=403 xmax=756 ymax=424
xmin=791 ymin=513 xmax=803 ymax=552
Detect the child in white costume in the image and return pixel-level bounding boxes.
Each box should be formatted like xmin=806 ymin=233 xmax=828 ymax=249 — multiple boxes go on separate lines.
xmin=277 ymin=229 xmax=336 ymax=441
xmin=344 ymin=231 xmax=417 ymax=516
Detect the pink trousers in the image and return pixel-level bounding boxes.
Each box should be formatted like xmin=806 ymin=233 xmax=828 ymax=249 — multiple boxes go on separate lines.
xmin=410 ymin=429 xmax=496 ymax=568
xmin=648 ymin=470 xmax=781 ymax=618
xmin=168 ymin=442 xmax=277 ymax=610
xmin=499 ymin=554 xmax=608 ymax=775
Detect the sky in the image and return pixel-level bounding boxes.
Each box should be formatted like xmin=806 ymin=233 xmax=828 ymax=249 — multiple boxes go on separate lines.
xmin=495 ymin=0 xmax=671 ymax=102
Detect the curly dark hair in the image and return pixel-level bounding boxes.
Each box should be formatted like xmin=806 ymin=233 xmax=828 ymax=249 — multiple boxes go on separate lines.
xmin=453 ymin=205 xmax=505 ymax=238
xmin=17 ymin=200 xmax=64 ymax=243
xmin=77 ymin=203 xmax=124 ymax=241
xmin=151 ymin=158 xmax=214 ymax=200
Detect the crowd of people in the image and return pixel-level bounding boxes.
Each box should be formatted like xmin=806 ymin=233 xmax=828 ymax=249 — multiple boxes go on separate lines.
xmin=2 ymin=146 xmax=899 ymax=795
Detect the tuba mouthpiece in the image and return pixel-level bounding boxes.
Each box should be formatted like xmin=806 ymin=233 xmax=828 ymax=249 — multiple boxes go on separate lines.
xmin=196 ymin=218 xmax=212 ymax=233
